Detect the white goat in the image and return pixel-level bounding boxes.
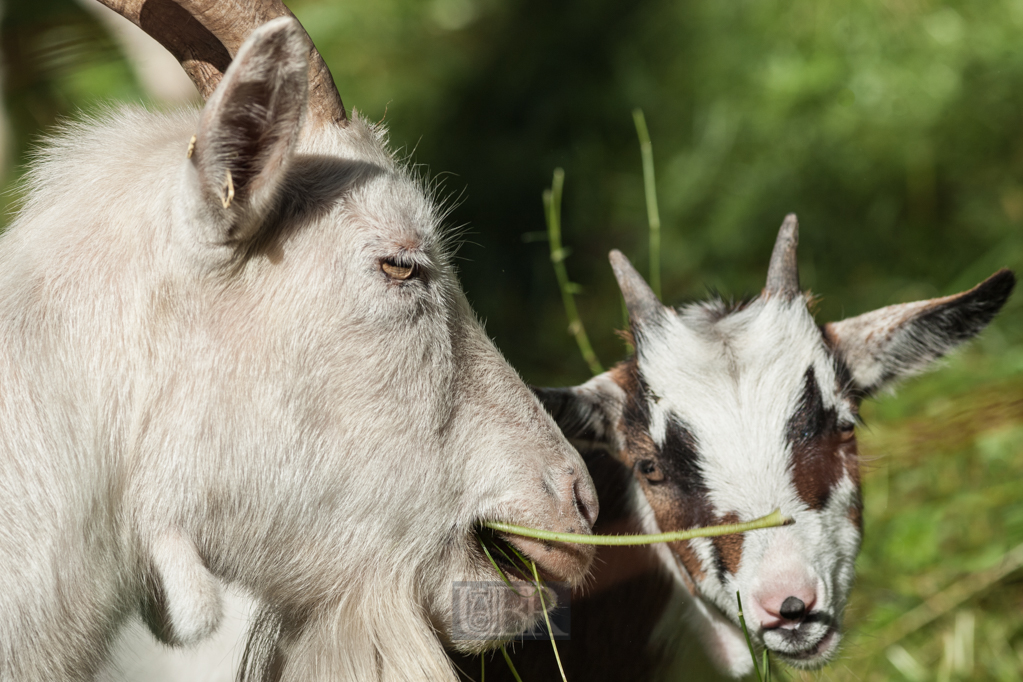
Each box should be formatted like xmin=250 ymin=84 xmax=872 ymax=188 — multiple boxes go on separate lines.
xmin=0 ymin=2 xmax=600 ymax=681
xmin=464 ymin=215 xmax=1013 ymax=680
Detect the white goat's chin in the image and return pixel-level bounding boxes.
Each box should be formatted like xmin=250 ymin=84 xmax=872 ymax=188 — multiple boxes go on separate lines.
xmin=443 ymin=527 xmax=578 ymax=655
xmin=766 ymin=622 xmax=841 ymax=670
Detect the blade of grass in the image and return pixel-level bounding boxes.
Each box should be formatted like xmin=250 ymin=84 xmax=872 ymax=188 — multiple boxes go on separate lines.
xmin=736 ymin=591 xmax=764 ymax=682
xmin=499 ymin=541 xmax=535 ymax=575
xmin=632 ymin=108 xmax=661 ymax=298
xmin=490 ymin=538 xmax=537 ymax=582
xmin=867 ymin=540 xmax=1023 ymax=653
xmin=544 ymin=168 xmax=602 ymax=376
xmin=501 ymin=646 xmax=525 ymax=682
xmin=478 ymin=535 xmax=529 ymax=598
xmin=531 ymin=560 xmax=568 ymax=682
xmin=486 ymin=509 xmax=791 ymax=546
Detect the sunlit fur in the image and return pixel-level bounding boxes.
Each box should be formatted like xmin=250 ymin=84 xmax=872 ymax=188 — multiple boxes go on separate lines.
xmin=478 ymin=247 xmax=1013 ymax=682
xmin=631 ymin=295 xmax=860 ymax=675
xmin=0 ymin=20 xmax=596 ymax=682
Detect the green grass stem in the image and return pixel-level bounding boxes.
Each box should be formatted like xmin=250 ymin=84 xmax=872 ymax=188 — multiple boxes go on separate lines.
xmin=501 ymin=647 xmax=524 ymax=682
xmin=736 ymin=591 xmax=764 ymax=682
xmin=531 ymin=561 xmax=568 ymax=682
xmin=486 ymin=509 xmax=791 ymax=546
xmin=544 ymin=169 xmax=602 ymax=376
xmin=632 ymin=108 xmax=662 ymax=298
xmin=478 ymin=535 xmax=529 ymax=597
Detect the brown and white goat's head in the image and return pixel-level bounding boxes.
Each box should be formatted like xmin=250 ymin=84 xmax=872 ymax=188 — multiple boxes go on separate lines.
xmin=1 ymin=3 xmax=596 ymax=680
xmin=536 ymin=216 xmax=1014 ymax=676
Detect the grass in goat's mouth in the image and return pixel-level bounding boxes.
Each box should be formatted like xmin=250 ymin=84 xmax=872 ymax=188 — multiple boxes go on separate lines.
xmin=476 ymin=525 xmax=538 ymax=594
xmin=473 ymin=511 xmax=792 ymax=682
xmin=476 ymin=526 xmax=566 ymax=682
xmin=485 ymin=508 xmax=790 ymax=546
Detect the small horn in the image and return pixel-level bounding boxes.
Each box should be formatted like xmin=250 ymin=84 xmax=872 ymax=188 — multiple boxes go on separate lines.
xmin=609 ymin=250 xmax=663 ymax=328
xmin=764 ymin=213 xmax=800 ymax=299
xmin=96 ymin=0 xmax=346 ymax=127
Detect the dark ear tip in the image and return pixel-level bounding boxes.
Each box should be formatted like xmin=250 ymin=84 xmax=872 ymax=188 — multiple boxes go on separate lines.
xmin=978 ymin=268 xmax=1016 ymax=305
xmin=990 ymin=267 xmax=1016 ymax=288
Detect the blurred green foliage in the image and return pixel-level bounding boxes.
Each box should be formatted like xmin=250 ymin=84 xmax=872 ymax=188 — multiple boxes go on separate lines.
xmin=3 ymin=0 xmax=1022 ymax=679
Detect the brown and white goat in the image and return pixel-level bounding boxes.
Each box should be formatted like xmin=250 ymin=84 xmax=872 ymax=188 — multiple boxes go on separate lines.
xmin=0 ymin=2 xmax=599 ymax=681
xmin=453 ymin=215 xmax=1015 ymax=681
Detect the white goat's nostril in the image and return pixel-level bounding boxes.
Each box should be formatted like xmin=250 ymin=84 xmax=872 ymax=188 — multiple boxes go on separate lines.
xmin=779 ymin=596 xmax=806 ymax=620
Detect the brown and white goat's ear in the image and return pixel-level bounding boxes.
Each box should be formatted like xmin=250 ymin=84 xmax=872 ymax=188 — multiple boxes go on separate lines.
xmin=532 ymin=372 xmax=626 ymax=454
xmin=187 ymin=17 xmax=308 ymax=246
xmin=825 ymin=269 xmax=1015 ymax=395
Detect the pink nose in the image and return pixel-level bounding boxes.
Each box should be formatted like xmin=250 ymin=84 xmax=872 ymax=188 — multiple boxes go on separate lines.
xmin=752 ymin=588 xmax=817 ymax=629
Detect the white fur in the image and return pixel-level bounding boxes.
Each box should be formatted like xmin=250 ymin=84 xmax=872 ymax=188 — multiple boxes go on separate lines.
xmin=582 ymin=254 xmax=1009 ymax=679
xmin=0 ymin=18 xmax=596 ymax=682
xmin=150 ymin=530 xmax=224 ymax=645
xmin=634 ymin=296 xmax=860 ymax=674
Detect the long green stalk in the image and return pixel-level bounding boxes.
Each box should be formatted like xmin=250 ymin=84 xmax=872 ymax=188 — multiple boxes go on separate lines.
xmin=500 ymin=647 xmax=524 ymax=682
xmin=486 ymin=509 xmax=790 ymax=546
xmin=531 ymin=562 xmax=567 ymax=682
xmin=544 ymin=168 xmax=602 ymax=376
xmin=632 ymin=108 xmax=662 ymax=298
xmin=737 ymin=591 xmax=765 ymax=682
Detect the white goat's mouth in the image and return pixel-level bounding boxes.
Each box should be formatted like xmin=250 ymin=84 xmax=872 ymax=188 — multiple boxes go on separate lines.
xmin=473 ymin=524 xmax=594 ymax=586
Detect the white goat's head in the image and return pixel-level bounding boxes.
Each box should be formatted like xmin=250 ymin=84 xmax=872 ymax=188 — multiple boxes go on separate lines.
xmin=1 ymin=2 xmax=597 ymax=680
xmin=536 ymin=215 xmax=1014 ymax=676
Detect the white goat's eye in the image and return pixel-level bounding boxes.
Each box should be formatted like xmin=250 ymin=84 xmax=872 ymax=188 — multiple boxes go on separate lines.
xmin=381 ymin=259 xmax=417 ymax=281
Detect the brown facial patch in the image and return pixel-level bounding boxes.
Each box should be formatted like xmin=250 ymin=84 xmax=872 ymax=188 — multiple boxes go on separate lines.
xmin=711 ymin=512 xmax=744 ymax=575
xmin=843 ymin=435 xmax=861 ymax=487
xmin=610 ymin=357 xmax=735 ymax=585
xmin=848 ymin=501 xmax=863 ymax=533
xmin=668 ymin=536 xmax=708 ymax=583
xmin=844 ymin=436 xmax=864 ymax=534
xmin=787 ymin=367 xmax=850 ymax=510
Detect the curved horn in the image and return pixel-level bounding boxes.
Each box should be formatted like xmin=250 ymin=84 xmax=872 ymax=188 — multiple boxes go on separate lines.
xmin=764 ymin=213 xmax=800 ymax=299
xmin=609 ymin=250 xmax=663 ymax=328
xmin=96 ymin=0 xmax=346 ymax=127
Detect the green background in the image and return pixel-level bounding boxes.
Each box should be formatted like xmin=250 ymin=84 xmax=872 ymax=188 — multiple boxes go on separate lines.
xmin=3 ymin=1 xmax=1022 ymax=679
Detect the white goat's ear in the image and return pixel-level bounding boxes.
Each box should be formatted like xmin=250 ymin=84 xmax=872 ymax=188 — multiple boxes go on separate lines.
xmin=188 ymin=17 xmax=308 ymax=246
xmin=825 ymin=269 xmax=1015 ymax=396
xmin=141 ymin=529 xmax=224 ymax=646
xmin=532 ymin=372 xmax=625 ymax=454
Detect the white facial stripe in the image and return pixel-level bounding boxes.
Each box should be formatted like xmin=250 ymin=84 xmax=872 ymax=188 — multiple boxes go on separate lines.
xmin=648 ymin=401 xmax=669 ymax=447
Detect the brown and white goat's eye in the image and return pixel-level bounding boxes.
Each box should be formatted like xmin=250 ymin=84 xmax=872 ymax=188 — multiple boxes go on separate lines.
xmin=838 ymin=424 xmax=856 ymax=442
xmin=381 ymin=260 xmax=416 ymax=281
xmin=636 ymin=459 xmax=664 ymax=483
